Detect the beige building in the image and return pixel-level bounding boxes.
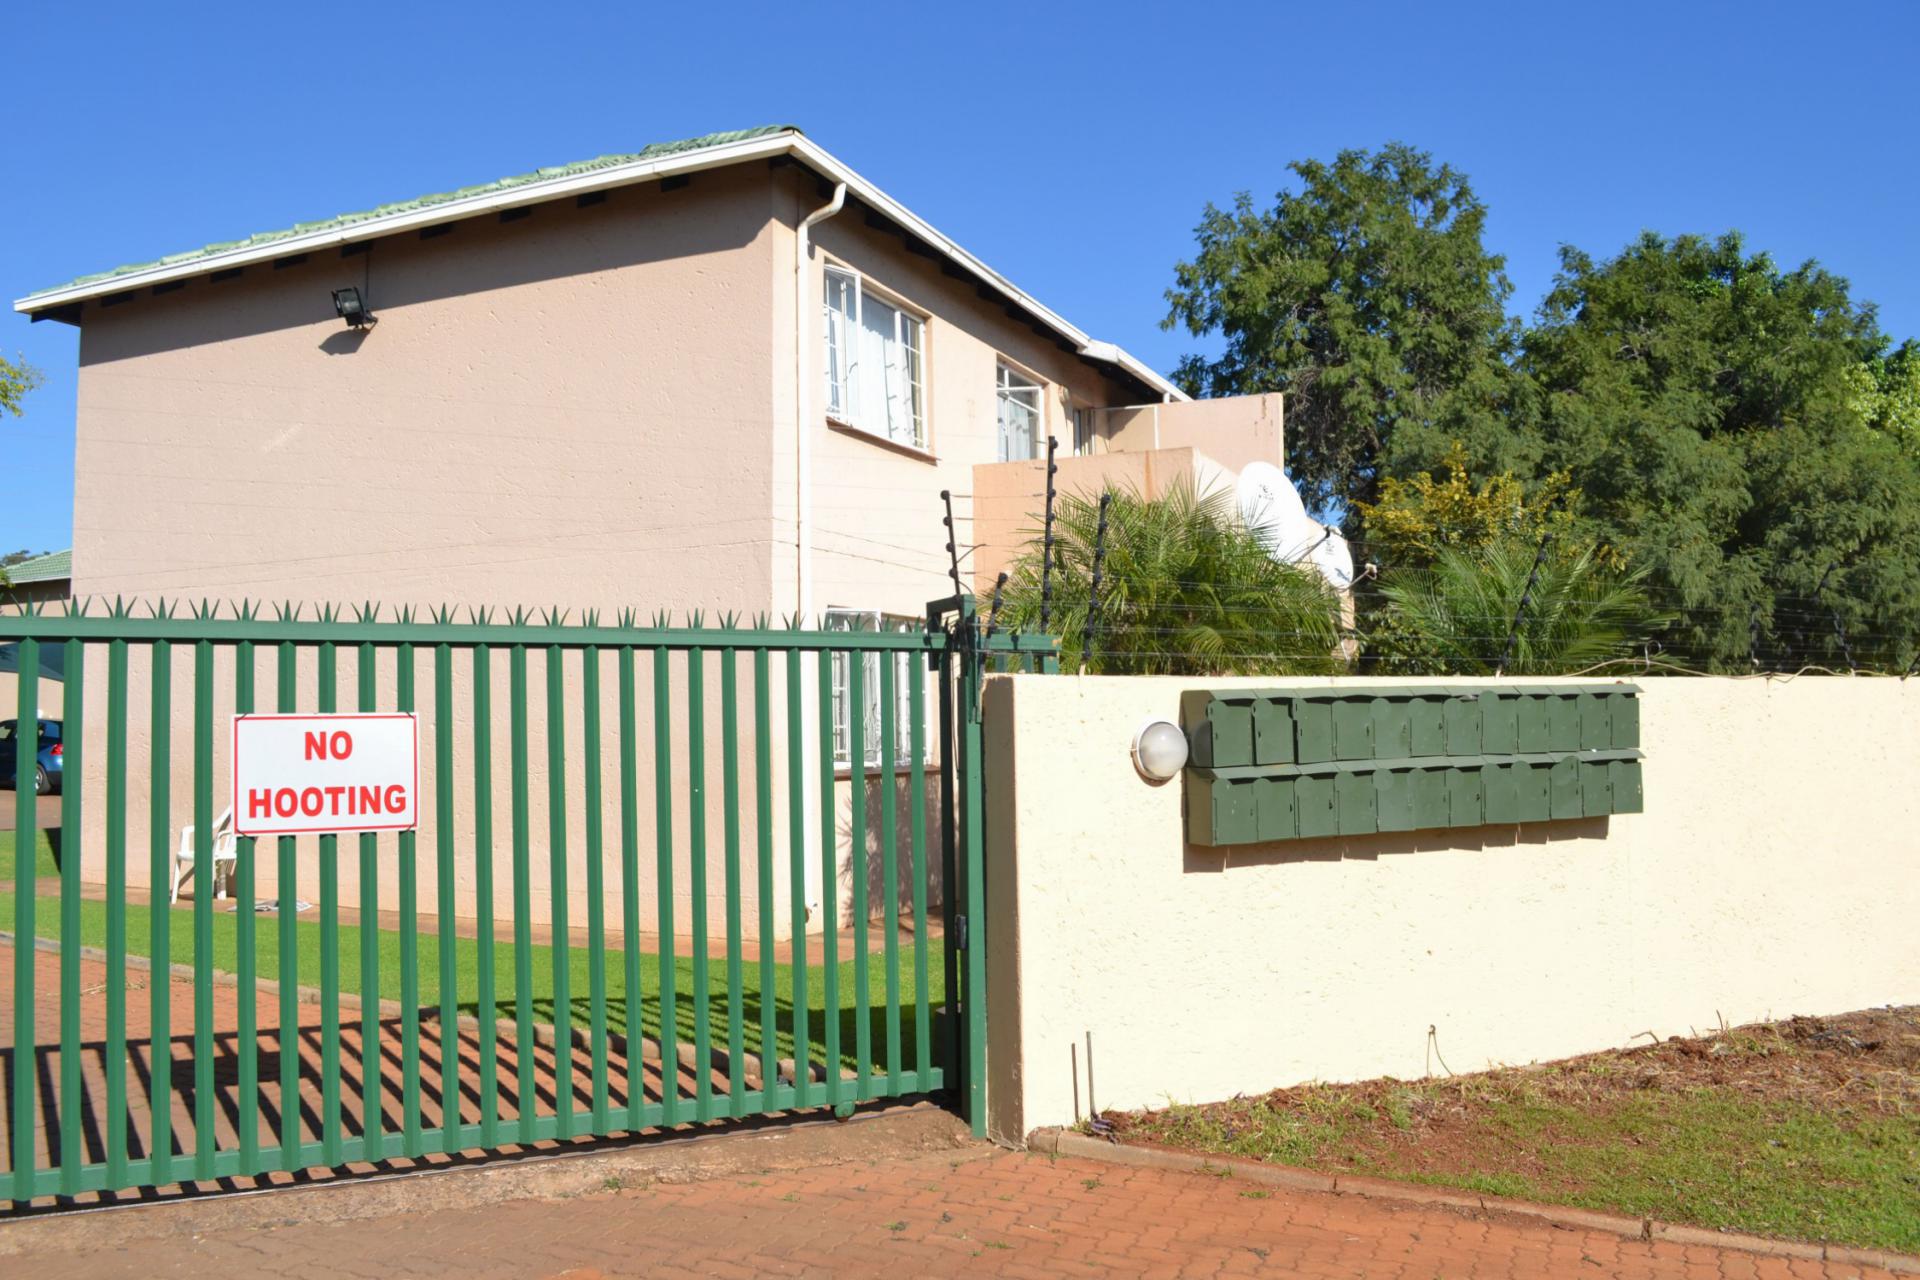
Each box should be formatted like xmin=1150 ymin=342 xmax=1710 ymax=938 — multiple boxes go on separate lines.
xmin=15 ymin=125 xmax=1278 ymax=623
xmin=12 ymin=126 xmax=1281 ymax=936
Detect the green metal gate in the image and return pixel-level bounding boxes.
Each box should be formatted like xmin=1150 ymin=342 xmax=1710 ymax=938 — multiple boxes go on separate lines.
xmin=2 ymin=595 xmax=1052 ymax=1204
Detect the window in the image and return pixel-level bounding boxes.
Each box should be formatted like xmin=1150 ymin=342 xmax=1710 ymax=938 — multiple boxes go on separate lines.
xmin=1072 ymin=405 xmax=1100 ymax=457
xmin=996 ymin=362 xmax=1042 ymax=461
xmin=824 ymin=609 xmax=923 ymax=770
xmin=824 ymin=266 xmax=926 ymax=449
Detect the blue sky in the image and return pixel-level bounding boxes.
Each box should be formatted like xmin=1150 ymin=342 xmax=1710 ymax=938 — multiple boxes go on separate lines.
xmin=5 ymin=1 xmax=1917 ymax=555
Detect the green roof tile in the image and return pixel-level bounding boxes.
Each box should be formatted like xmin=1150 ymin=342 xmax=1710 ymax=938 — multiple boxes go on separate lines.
xmin=25 ymin=126 xmax=797 ymax=302
xmin=4 ymin=549 xmax=70 ymax=584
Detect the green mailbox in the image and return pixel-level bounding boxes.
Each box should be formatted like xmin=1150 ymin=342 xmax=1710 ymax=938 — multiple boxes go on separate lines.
xmin=1412 ymin=765 xmax=1451 ymax=830
xmin=1611 ymin=755 xmax=1644 ymax=813
xmin=1335 ymin=765 xmax=1377 ymax=834
xmin=1371 ymin=695 xmax=1414 ymax=759
xmin=1179 ymin=686 xmax=1644 ymax=845
xmin=1374 ymin=763 xmax=1416 ymax=832
xmin=1182 ymin=691 xmax=1254 ymax=768
xmin=1408 ymin=695 xmax=1448 ymax=757
xmin=1578 ymin=690 xmax=1613 ymax=749
xmin=1252 ymin=696 xmax=1295 ymax=766
xmin=1294 ymin=696 xmax=1335 ymax=763
xmin=1186 ymin=771 xmax=1259 ymax=846
xmin=1481 ymin=692 xmax=1518 ymax=754
xmin=1515 ymin=693 xmax=1552 ymax=753
xmin=1548 ymin=753 xmax=1584 ymax=820
xmin=1611 ymin=690 xmax=1641 ymax=749
xmin=1296 ymin=763 xmax=1339 ymax=837
xmin=1580 ymin=753 xmax=1613 ymax=817
xmin=1483 ymin=757 xmax=1522 ymax=824
xmin=1547 ymin=689 xmax=1583 ymax=752
xmin=1517 ymin=754 xmax=1554 ymax=822
xmin=1333 ymin=698 xmax=1374 ymax=760
xmin=1255 ymin=773 xmax=1297 ymax=841
xmin=1444 ymin=691 xmax=1483 ymax=756
xmin=1446 ymin=760 xmax=1484 ymax=827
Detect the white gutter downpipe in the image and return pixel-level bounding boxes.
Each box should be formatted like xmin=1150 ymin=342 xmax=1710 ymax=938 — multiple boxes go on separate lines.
xmin=795 ymin=180 xmax=845 ymax=926
xmin=796 ymin=181 xmax=846 ymax=627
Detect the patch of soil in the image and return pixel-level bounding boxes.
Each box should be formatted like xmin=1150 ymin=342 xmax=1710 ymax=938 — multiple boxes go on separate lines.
xmin=1110 ymin=1006 xmax=1920 ymax=1196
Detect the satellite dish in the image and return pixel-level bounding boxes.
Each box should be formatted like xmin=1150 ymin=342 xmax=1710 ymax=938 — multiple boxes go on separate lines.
xmin=1236 ymin=461 xmax=1354 ymax=592
xmin=1310 ymin=527 xmax=1355 ymax=590
xmin=1237 ymin=462 xmax=1313 ymax=550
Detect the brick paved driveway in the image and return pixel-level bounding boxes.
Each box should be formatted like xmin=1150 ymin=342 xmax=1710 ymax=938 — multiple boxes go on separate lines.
xmin=5 ymin=1139 xmax=1902 ymax=1278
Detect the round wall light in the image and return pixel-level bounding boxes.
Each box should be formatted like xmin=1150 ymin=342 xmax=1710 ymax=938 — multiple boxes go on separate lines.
xmin=1132 ymin=718 xmax=1189 ymax=783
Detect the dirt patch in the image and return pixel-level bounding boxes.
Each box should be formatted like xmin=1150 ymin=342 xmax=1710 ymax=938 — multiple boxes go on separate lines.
xmin=1110 ymin=1007 xmax=1920 ymax=1252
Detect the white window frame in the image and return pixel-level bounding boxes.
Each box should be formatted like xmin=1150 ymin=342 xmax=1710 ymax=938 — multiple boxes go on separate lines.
xmin=824 ymin=608 xmax=926 ymax=770
xmin=824 ymin=265 xmax=928 ymax=450
xmin=996 ymin=360 xmax=1044 ymax=462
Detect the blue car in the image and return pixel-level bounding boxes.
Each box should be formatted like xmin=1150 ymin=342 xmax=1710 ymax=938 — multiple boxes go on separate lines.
xmin=0 ymin=718 xmax=62 ymax=795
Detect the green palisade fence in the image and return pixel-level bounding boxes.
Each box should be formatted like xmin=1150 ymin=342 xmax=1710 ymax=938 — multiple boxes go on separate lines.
xmin=1183 ymin=684 xmax=1644 ymax=847
xmin=0 ymin=601 xmax=1053 ymax=1202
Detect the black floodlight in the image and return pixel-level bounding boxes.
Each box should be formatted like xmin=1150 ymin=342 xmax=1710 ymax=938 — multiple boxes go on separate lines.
xmin=331 ymin=286 xmax=373 ymax=328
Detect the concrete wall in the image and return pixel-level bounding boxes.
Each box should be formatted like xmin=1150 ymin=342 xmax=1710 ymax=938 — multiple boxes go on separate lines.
xmin=968 ymin=447 xmax=1237 ymax=598
xmin=1101 ymin=393 xmax=1283 ymax=476
xmin=983 ymin=673 xmax=1920 ymax=1144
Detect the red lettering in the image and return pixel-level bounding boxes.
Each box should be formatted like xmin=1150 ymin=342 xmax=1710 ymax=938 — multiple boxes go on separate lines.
xmin=358 ymin=785 xmax=380 ymax=814
xmin=383 ymin=784 xmax=406 ymax=815
xmin=275 ymin=788 xmax=297 ymax=817
xmin=248 ymin=788 xmax=273 ymax=818
xmin=304 ymin=731 xmax=327 ymax=760
xmin=299 ymin=787 xmax=323 ymax=817
xmin=330 ymin=730 xmax=353 ymax=760
xmin=324 ymin=785 xmax=346 ymax=815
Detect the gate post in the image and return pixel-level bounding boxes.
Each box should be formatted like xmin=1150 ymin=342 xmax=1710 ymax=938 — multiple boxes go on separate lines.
xmin=956 ymin=597 xmax=988 ymax=1136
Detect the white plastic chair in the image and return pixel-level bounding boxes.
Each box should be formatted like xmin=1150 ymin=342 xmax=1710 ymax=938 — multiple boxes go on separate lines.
xmin=173 ymin=806 xmax=238 ymax=903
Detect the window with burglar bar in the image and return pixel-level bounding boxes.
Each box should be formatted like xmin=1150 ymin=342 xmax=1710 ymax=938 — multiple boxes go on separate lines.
xmin=824 ymin=266 xmax=926 ymax=449
xmin=825 ymin=609 xmax=924 ymax=769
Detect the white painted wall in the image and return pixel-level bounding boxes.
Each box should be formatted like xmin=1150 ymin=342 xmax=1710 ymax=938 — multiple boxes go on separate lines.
xmin=982 ymin=674 xmax=1920 ymax=1144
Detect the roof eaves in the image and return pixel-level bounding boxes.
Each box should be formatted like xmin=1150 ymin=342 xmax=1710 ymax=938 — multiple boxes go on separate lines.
xmin=13 ymin=126 xmax=802 ymax=314
xmin=14 ymin=126 xmax=1184 ymax=402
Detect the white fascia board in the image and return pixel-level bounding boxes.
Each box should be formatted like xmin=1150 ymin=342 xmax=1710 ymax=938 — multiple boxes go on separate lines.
xmin=13 ymin=131 xmax=1186 ymax=402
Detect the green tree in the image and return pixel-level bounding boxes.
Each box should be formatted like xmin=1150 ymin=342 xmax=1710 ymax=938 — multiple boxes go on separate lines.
xmin=0 ymin=354 xmax=43 ymax=419
xmin=1354 ymin=445 xmax=1583 ymax=570
xmin=1521 ymin=232 xmax=1920 ymax=671
xmin=1367 ymin=542 xmax=1668 ymax=676
xmin=1845 ymin=338 xmax=1920 ymax=448
xmin=1163 ymin=142 xmax=1529 ymax=520
xmin=997 ymin=481 xmax=1344 ymax=675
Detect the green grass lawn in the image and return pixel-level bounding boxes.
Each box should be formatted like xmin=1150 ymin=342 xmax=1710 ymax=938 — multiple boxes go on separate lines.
xmin=1116 ymin=1012 xmax=1920 ymax=1254
xmin=1 ymin=829 xmax=947 ymax=1075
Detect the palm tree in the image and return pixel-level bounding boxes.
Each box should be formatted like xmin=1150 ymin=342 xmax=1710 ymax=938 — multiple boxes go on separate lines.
xmin=997 ymin=480 xmax=1344 ymax=675
xmin=1366 ymin=541 xmax=1668 ymax=675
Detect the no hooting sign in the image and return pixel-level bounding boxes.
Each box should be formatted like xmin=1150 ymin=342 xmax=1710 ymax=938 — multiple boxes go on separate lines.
xmin=232 ymin=713 xmax=419 ymax=837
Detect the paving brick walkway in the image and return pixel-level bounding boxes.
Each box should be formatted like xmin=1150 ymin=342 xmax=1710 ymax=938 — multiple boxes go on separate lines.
xmin=5 ymin=1140 xmax=1903 ymax=1278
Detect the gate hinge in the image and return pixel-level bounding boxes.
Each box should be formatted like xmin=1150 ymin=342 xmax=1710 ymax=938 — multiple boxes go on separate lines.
xmin=954 ymin=914 xmax=968 ymax=949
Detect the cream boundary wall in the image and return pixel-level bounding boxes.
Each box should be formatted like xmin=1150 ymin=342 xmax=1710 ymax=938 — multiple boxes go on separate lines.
xmin=983 ymin=674 xmax=1920 ymax=1144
